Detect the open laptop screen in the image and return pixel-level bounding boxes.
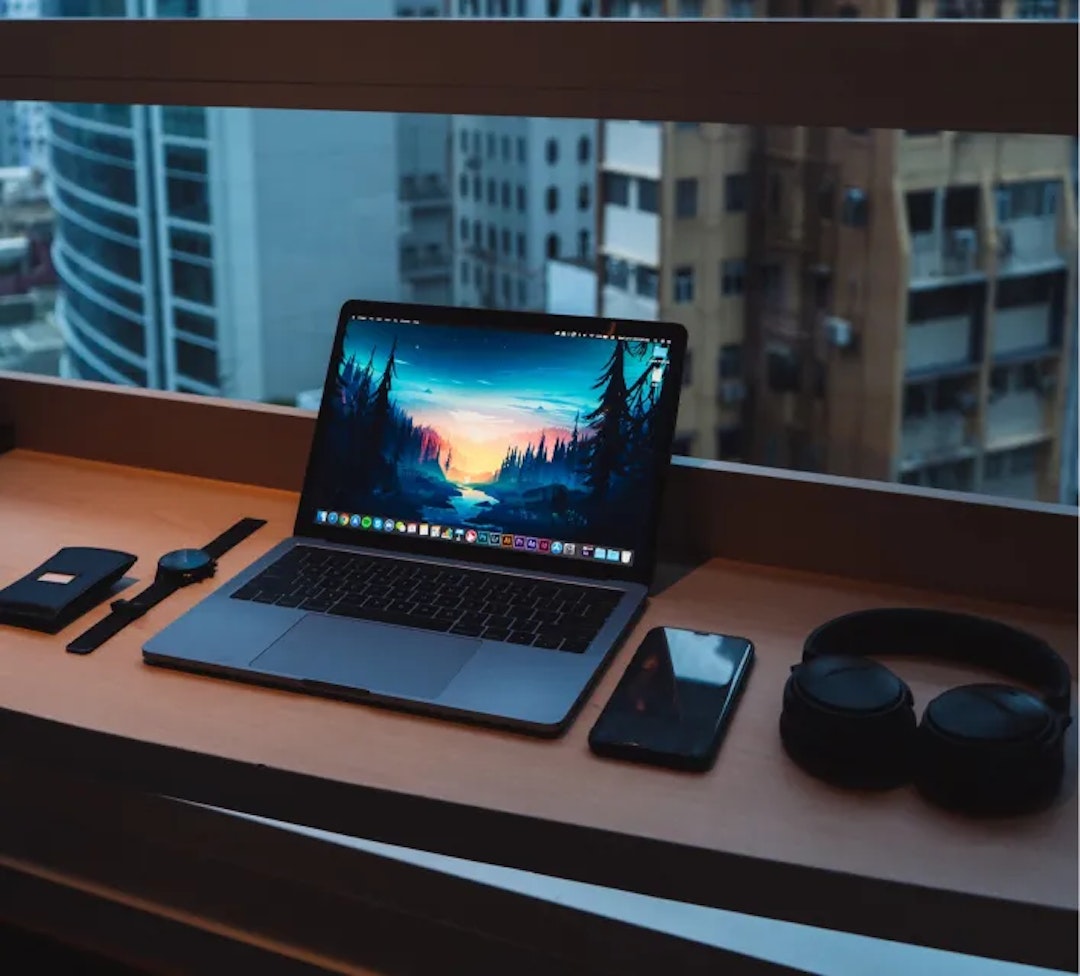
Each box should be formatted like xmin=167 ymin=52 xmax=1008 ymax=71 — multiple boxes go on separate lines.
xmin=299 ymin=305 xmax=684 ymax=581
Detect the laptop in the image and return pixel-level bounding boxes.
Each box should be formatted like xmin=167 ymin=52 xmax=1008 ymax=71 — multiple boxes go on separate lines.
xmin=144 ymin=300 xmax=687 ymax=735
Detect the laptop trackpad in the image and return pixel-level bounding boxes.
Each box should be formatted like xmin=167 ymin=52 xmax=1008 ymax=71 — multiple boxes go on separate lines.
xmin=250 ymin=614 xmax=479 ymax=701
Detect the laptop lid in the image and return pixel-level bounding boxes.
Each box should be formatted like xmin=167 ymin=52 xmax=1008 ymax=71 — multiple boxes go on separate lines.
xmin=295 ymin=301 xmax=687 ymax=586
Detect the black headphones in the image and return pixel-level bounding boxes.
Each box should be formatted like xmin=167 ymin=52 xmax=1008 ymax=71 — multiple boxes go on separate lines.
xmin=780 ymin=608 xmax=1073 ymax=816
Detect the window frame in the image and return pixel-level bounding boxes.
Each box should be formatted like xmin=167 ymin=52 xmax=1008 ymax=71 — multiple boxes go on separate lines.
xmin=0 ymin=16 xmax=1075 ymax=613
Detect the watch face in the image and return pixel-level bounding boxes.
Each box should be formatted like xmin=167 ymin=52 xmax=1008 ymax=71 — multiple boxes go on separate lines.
xmin=158 ymin=548 xmax=213 ymax=582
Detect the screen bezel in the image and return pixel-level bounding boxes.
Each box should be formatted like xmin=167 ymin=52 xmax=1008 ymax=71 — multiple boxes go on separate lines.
xmin=293 ymin=299 xmax=688 ymax=586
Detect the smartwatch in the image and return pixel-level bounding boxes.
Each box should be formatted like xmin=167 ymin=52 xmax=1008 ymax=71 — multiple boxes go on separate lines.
xmin=66 ymin=517 xmax=267 ymax=655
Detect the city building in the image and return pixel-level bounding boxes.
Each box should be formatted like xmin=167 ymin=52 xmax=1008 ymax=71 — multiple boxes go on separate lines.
xmin=41 ymin=0 xmax=451 ymax=403
xmin=1 ymin=0 xmax=48 ymax=171
xmin=591 ymin=0 xmax=1077 ymax=503
xmin=452 ymin=2 xmax=597 ymax=311
xmin=0 ymin=165 xmax=61 ymax=374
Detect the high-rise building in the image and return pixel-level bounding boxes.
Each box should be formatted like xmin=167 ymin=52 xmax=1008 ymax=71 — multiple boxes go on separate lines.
xmin=593 ymin=0 xmax=1077 ymax=503
xmin=43 ymin=0 xmax=451 ymax=402
xmin=452 ymin=0 xmax=597 ymax=311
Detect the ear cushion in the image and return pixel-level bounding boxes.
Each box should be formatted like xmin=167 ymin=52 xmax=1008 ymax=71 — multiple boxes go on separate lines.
xmin=915 ymin=684 xmax=1068 ymax=816
xmin=780 ymin=655 xmax=917 ymax=789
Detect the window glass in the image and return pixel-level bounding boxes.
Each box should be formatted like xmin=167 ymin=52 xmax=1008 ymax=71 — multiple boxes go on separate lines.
xmin=2 ymin=89 xmax=1075 ymax=508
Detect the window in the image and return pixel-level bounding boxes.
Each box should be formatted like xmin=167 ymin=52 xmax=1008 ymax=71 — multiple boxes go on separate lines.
xmin=721 ymin=258 xmax=746 ymax=296
xmin=898 ymin=0 xmax=918 ymax=14
xmin=762 ymin=262 xmax=784 ymax=302
xmin=679 ymin=0 xmax=705 ymax=14
xmin=546 ymin=234 xmax=560 ymax=259
xmin=545 ymin=138 xmax=559 ymax=164
xmin=578 ymin=136 xmax=591 ymax=163
xmin=459 ymin=218 xmax=469 ymax=242
xmin=603 ymin=172 xmax=630 ymax=207
xmin=487 ymin=179 xmax=497 ymax=204
xmin=727 ymin=0 xmax=754 ymax=15
xmin=636 ymin=264 xmax=658 ymax=298
xmin=517 ymin=185 xmax=527 ymax=212
xmin=486 ymin=132 xmax=496 ymax=158
xmin=488 ymin=224 xmax=497 ymax=252
xmin=725 ymin=173 xmax=749 ymax=213
xmin=501 ymin=135 xmax=510 ymax=159
xmin=459 ymin=173 xmax=469 ymax=197
xmin=546 ymin=186 xmax=559 ymax=213
xmin=578 ymin=229 xmax=591 ymax=258
xmin=473 ymin=176 xmax=482 ymax=199
xmin=472 ymin=220 xmax=482 ymax=247
xmin=675 ymin=178 xmax=698 ymax=219
xmin=578 ymin=183 xmax=591 ymax=210
xmin=1017 ymin=0 xmax=1059 ymax=16
xmin=841 ymin=187 xmax=869 ymax=226
xmin=459 ymin=130 xmax=468 ymax=153
xmin=548 ymin=0 xmax=562 ymax=14
xmin=501 ymin=228 xmax=511 ymax=254
xmin=517 ymin=233 xmax=526 ymax=259
xmin=637 ymin=177 xmax=660 ymax=214
xmin=673 ymin=265 xmax=695 ymax=303
xmin=460 ymin=260 xmax=468 ymax=284
xmin=719 ymin=344 xmax=743 ymax=379
xmin=501 ymin=181 xmax=511 ymax=208
xmin=604 ymin=256 xmax=630 ymax=289
xmin=516 ymin=137 xmax=526 ymax=163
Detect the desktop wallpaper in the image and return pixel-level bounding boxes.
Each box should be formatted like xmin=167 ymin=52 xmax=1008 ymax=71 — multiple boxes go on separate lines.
xmin=308 ymin=317 xmax=676 ymax=554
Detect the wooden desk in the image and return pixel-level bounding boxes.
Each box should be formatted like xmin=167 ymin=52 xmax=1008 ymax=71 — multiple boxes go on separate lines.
xmin=0 ymin=450 xmax=1075 ymax=972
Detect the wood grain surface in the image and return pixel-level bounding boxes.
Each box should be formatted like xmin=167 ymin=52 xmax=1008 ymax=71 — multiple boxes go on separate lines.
xmin=0 ymin=450 xmax=1075 ymax=969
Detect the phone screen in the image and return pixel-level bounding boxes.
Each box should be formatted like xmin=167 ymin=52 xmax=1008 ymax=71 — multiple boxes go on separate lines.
xmin=589 ymin=627 xmax=754 ymax=769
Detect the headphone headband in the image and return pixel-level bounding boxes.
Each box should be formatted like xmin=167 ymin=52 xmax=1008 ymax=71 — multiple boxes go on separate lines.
xmin=803 ymin=608 xmax=1072 ymax=716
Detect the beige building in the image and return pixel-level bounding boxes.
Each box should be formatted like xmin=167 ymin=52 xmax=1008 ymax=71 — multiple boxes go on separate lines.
xmin=597 ymin=0 xmax=1077 ymax=502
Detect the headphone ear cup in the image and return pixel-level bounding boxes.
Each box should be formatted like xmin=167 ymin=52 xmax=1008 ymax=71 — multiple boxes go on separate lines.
xmin=780 ymin=655 xmax=917 ymax=789
xmin=914 ymin=684 xmax=1067 ymax=816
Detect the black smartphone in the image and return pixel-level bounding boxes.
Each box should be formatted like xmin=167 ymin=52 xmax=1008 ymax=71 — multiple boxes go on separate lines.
xmin=588 ymin=626 xmax=754 ymax=772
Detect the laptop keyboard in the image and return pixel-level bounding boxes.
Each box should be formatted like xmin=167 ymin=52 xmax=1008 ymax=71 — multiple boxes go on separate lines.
xmin=229 ymin=545 xmax=623 ymax=654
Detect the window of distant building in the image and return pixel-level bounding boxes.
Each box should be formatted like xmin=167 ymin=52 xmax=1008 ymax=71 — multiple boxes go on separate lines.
xmin=501 ymin=181 xmax=511 ymax=208
xmin=546 ymin=233 xmax=560 ymax=259
xmin=841 ymin=186 xmax=869 ymax=226
xmin=637 ymin=177 xmax=660 ymax=214
xmin=675 ymin=178 xmax=698 ymax=218
xmin=546 ymin=186 xmax=559 ymax=213
xmin=517 ymin=185 xmax=527 ymax=212
xmin=603 ymin=172 xmax=630 ymax=207
xmin=578 ymin=136 xmax=591 ymax=163
xmin=679 ymin=0 xmax=705 ymax=15
xmin=578 ymin=183 xmax=591 ymax=210
xmin=674 ymin=265 xmax=695 ymax=303
xmin=719 ymin=343 xmax=743 ymax=379
xmin=725 ymin=173 xmax=748 ymax=213
xmin=517 ymin=232 xmax=527 ymax=259
xmin=546 ymin=138 xmax=559 ymax=164
xmin=517 ymin=137 xmax=526 ymax=162
xmin=636 ymin=264 xmax=659 ymax=298
xmin=721 ymin=258 xmax=746 ymax=296
xmin=578 ymin=229 xmax=590 ymax=258
xmin=548 ymin=0 xmax=562 ymax=14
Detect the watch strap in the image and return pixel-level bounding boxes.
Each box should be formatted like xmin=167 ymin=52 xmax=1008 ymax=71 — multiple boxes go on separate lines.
xmin=66 ymin=577 xmax=180 ymax=656
xmin=202 ymin=517 xmax=267 ymax=560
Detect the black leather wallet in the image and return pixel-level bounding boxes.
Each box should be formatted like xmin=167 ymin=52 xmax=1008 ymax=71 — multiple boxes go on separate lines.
xmin=0 ymin=547 xmax=137 ymax=633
